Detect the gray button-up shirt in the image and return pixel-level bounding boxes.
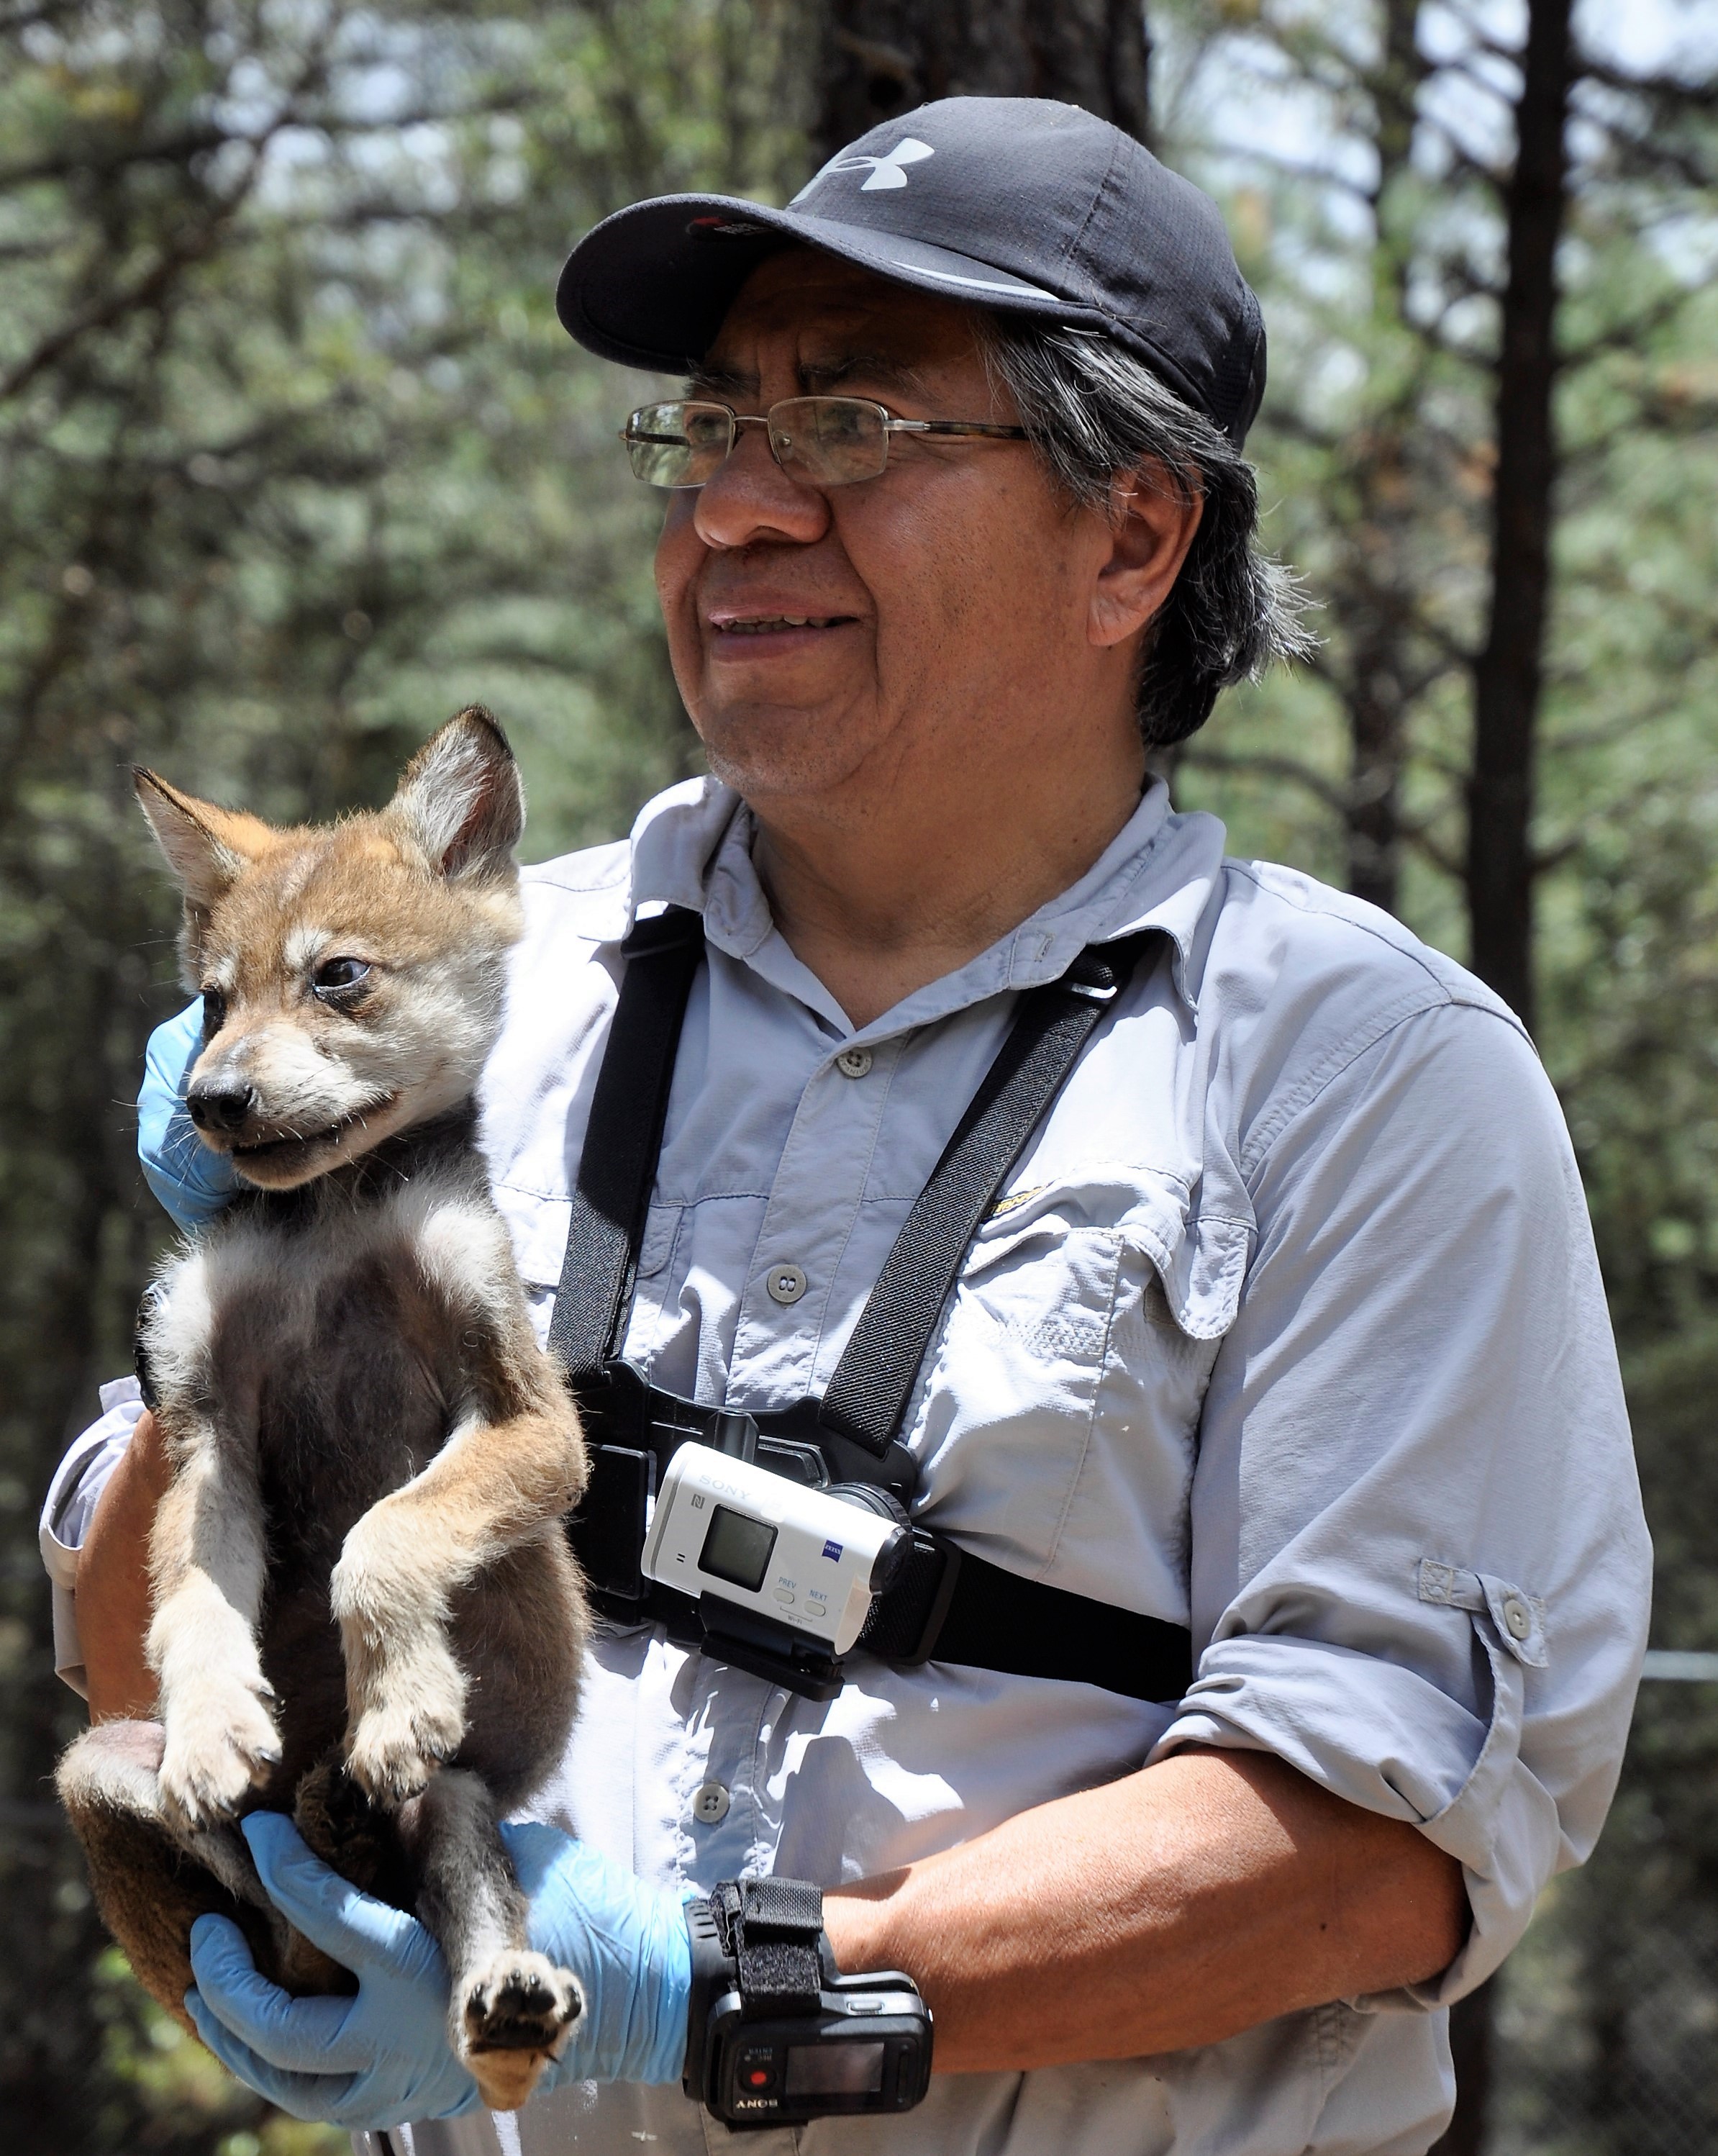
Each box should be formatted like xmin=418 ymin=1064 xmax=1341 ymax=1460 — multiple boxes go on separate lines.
xmin=45 ymin=775 xmax=1650 ymax=2156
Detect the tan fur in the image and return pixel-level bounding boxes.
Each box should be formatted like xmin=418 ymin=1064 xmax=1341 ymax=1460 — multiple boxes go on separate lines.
xmin=58 ymin=710 xmax=591 ymax=2111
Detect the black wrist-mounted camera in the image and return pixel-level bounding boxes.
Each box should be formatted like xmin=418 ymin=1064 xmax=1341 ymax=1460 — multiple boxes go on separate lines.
xmin=683 ymin=1877 xmax=933 ymax=2129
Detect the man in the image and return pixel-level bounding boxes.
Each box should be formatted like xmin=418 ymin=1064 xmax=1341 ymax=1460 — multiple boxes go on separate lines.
xmin=44 ymin=98 xmax=1648 ymax=2155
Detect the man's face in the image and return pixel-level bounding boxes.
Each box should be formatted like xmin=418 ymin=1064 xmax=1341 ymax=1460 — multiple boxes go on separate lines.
xmin=653 ymin=250 xmax=1145 ymax=815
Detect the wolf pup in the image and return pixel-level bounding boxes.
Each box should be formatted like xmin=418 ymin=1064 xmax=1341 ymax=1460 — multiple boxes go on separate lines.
xmin=57 ymin=708 xmax=589 ymax=2112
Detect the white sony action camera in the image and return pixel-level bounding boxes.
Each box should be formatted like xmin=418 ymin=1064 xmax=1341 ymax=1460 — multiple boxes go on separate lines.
xmin=640 ymin=1443 xmax=910 ymax=1654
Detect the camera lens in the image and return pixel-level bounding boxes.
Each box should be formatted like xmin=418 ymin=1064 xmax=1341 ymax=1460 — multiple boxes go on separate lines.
xmin=868 ymin=1525 xmax=909 ymax=1594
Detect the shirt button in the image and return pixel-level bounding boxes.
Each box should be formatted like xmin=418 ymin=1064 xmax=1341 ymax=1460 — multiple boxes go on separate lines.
xmin=1502 ymin=1595 xmax=1533 ymax=1641
xmin=691 ymin=1780 xmax=731 ymax=1826
xmin=835 ymin=1046 xmax=873 ymax=1079
xmin=765 ymin=1263 xmax=807 ymax=1305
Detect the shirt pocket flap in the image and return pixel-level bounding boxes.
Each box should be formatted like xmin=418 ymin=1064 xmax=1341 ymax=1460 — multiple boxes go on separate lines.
xmin=496 ymin=1187 xmax=683 ymax=1293
xmin=965 ymin=1167 xmax=1251 ymax=1342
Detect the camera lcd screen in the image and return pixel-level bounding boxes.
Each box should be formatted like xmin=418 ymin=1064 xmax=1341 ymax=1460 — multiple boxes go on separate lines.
xmin=699 ymin=1504 xmax=778 ymax=1593
xmin=784 ymin=2039 xmax=886 ymax=2096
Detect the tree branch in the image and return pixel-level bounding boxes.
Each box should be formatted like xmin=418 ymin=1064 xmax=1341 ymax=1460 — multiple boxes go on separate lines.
xmin=1178 ymin=744 xmax=1353 ymax=820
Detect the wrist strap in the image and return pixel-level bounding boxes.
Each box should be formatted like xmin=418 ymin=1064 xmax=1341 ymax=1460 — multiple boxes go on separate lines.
xmin=684 ymin=1875 xmax=830 ymax=2103
xmin=715 ymin=1876 xmax=826 ymax=2018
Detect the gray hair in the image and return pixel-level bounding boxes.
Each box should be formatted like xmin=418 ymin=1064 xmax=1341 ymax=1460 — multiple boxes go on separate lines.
xmin=975 ymin=314 xmax=1312 ymax=746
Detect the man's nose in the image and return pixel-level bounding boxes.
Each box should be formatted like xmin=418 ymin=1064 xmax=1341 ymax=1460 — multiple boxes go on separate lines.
xmin=691 ymin=422 xmax=830 ymax=551
xmin=186 ymin=1077 xmax=259 ymax=1134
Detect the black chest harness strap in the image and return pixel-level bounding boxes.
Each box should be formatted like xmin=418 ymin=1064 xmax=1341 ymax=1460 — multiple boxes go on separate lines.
xmin=549 ymin=905 xmax=1194 ymax=1706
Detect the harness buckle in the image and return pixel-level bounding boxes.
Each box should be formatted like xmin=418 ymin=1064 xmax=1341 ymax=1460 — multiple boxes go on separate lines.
xmin=1063 ymin=958 xmax=1120 ymax=1001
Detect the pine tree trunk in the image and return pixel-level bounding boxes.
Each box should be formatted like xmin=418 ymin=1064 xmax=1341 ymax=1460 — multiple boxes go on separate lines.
xmin=1432 ymin=16 xmax=1577 ymax=2143
xmin=1465 ymin=0 xmax=1573 ymax=1028
xmin=814 ymin=0 xmax=1152 ymax=160
xmin=1342 ymin=0 xmax=1424 ymax=918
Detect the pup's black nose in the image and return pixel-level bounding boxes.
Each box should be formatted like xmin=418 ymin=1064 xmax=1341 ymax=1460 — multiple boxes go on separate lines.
xmin=186 ymin=1079 xmax=258 ymax=1135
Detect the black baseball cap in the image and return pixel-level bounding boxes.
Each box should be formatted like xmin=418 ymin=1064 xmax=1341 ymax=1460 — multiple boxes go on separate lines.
xmin=555 ymin=96 xmax=1266 ymax=445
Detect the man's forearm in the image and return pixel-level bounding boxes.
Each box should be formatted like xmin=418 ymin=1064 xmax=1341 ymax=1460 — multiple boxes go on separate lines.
xmin=78 ymin=1407 xmax=168 ymax=1722
xmin=822 ymin=1745 xmax=1467 ymax=2073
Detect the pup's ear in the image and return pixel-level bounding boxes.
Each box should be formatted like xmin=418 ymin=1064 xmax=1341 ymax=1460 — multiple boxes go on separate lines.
xmin=386 ymin=706 xmax=524 ymax=881
xmin=134 ymin=770 xmax=277 ymax=910
xmin=135 ymin=770 xmax=281 ymax=986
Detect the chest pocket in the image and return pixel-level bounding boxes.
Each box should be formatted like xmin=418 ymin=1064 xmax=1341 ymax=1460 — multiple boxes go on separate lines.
xmin=963 ymin=1205 xmax=1124 ymax=1380
xmin=908 ymin=1171 xmax=1249 ymax=1604
xmin=495 ymin=1190 xmax=685 ymax=1361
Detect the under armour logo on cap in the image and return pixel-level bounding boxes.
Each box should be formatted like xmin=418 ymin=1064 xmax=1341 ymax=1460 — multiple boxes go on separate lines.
xmin=814 ymin=137 xmax=934 ymax=194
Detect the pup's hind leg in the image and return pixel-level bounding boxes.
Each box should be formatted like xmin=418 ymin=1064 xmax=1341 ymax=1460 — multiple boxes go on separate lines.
xmin=56 ymin=1720 xmax=280 ymax=2031
xmin=399 ymin=1770 xmax=582 ymax=2112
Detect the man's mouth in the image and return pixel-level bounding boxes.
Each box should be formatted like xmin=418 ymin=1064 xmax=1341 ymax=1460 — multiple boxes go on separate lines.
xmin=709 ymin=612 xmax=856 ymax=637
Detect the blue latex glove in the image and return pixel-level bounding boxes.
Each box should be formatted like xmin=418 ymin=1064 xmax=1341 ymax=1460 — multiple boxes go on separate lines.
xmin=186 ymin=1813 xmax=481 ymax=2129
xmin=139 ymin=998 xmax=237 ymax=1228
xmin=186 ymin=1812 xmax=692 ymax=2126
xmin=501 ymin=1820 xmax=693 ymax=2093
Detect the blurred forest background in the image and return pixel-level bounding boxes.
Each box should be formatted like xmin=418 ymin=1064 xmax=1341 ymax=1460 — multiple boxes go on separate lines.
xmin=1 ymin=1 xmax=1715 ymax=2150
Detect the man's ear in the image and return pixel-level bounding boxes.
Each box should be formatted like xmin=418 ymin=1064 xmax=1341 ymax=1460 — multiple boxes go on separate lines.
xmin=1088 ymin=464 xmax=1204 ymax=651
xmin=133 ymin=770 xmax=278 ymax=910
xmin=386 ymin=706 xmax=524 ymax=880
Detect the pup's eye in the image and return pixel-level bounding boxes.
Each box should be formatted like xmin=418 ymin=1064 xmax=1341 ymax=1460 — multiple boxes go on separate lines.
xmin=201 ymin=987 xmax=227 ymax=1035
xmin=312 ymin=956 xmax=371 ymax=996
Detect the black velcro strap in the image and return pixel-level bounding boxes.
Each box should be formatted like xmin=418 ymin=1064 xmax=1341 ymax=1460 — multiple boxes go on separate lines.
xmin=740 ymin=1877 xmax=824 ymax=1933
xmin=858 ymin=1528 xmax=1190 ymax=1702
xmin=715 ymin=1878 xmax=825 ymax=2019
xmin=932 ymin=1549 xmax=1192 ymax=1703
xmin=819 ymin=932 xmax=1158 ymax=1457
xmin=547 ymin=908 xmax=704 ymax=1385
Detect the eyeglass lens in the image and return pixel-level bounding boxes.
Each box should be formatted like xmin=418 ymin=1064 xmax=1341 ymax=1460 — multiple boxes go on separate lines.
xmin=624 ymin=399 xmax=891 ymax=489
xmin=769 ymin=399 xmax=890 ymax=484
xmin=624 ymin=402 xmax=735 ymax=487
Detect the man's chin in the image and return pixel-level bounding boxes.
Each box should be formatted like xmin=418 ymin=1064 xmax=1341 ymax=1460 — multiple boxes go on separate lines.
xmin=697 ymin=706 xmax=880 ymax=805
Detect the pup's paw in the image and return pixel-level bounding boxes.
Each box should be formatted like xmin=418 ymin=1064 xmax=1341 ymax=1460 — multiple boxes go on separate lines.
xmin=343 ymin=1659 xmax=466 ymax=1806
xmin=158 ymin=1683 xmax=280 ymax=1829
xmin=457 ymin=1949 xmax=583 ymax=2112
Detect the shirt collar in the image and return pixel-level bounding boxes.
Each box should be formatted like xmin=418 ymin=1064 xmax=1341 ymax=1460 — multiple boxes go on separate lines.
xmin=605 ymin=771 xmax=1225 ymax=1033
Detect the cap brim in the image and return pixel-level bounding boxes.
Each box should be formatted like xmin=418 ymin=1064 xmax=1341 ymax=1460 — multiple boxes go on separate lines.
xmin=557 ymin=191 xmax=1136 ymax=379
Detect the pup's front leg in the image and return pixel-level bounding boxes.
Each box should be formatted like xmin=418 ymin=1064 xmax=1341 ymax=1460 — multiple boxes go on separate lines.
xmin=332 ymin=1495 xmax=469 ymax=1806
xmin=332 ymin=1355 xmax=583 ymax=1804
xmin=150 ymin=1439 xmax=280 ymax=1829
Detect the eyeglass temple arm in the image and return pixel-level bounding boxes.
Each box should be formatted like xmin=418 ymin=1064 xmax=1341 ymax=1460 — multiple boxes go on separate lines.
xmin=701 ymin=412 xmax=1024 ymax=439
xmin=885 ymin=419 xmax=1030 ymax=440
xmin=619 ymin=414 xmax=1028 ymax=445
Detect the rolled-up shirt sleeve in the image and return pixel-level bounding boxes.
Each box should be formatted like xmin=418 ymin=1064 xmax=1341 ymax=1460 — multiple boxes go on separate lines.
xmin=1151 ymin=998 xmax=1651 ymax=2007
xmin=40 ymin=1377 xmax=143 ymax=1698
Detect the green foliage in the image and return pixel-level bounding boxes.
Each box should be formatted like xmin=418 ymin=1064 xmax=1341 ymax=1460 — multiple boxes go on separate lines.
xmin=0 ymin=2 xmax=806 ymax=2144
xmin=91 ymin=1947 xmax=344 ymax=2156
